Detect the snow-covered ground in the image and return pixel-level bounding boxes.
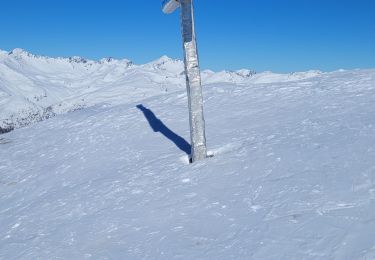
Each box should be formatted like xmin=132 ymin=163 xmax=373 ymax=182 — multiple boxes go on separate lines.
xmin=1 ymin=49 xmax=375 ymax=259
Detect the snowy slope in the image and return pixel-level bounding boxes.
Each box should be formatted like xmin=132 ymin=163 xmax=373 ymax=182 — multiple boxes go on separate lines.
xmin=1 ymin=56 xmax=375 ymax=260
xmin=0 ymin=49 xmax=322 ymax=133
xmin=0 ymin=49 xmax=183 ymax=132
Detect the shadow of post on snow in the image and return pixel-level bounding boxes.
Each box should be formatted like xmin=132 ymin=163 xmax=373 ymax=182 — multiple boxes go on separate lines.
xmin=136 ymin=104 xmax=191 ymax=156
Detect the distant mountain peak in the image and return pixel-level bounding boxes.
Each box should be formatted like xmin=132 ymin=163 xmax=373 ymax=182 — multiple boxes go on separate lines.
xmin=158 ymin=55 xmax=174 ymax=62
xmin=99 ymin=57 xmax=133 ymax=66
xmin=68 ymin=56 xmax=89 ymax=64
xmin=151 ymin=55 xmax=180 ymax=65
xmin=100 ymin=57 xmax=115 ymax=63
xmin=143 ymin=55 xmax=184 ymax=74
xmin=9 ymin=48 xmax=27 ymax=55
xmin=8 ymin=48 xmax=37 ymax=58
xmin=235 ymin=69 xmax=256 ymax=77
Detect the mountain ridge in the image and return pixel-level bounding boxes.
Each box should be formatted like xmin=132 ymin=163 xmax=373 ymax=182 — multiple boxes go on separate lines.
xmin=0 ymin=48 xmax=332 ymax=133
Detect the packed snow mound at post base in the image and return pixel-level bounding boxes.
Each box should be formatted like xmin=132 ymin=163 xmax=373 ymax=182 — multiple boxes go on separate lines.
xmin=0 ymin=48 xmax=322 ymax=133
xmin=1 ymin=67 xmax=375 ymax=259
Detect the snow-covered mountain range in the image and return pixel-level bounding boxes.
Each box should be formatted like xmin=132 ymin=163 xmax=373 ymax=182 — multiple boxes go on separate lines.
xmin=0 ymin=48 xmax=321 ymax=133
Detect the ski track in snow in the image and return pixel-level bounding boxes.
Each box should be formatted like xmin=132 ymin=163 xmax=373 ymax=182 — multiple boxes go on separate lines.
xmin=1 ymin=49 xmax=375 ymax=259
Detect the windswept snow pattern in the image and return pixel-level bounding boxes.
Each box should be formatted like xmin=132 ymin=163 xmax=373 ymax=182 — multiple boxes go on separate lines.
xmin=1 ymin=49 xmax=375 ymax=259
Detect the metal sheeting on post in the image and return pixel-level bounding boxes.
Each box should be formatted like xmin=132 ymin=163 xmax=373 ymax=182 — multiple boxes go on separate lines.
xmin=180 ymin=0 xmax=207 ymax=162
xmin=162 ymin=0 xmax=180 ymax=14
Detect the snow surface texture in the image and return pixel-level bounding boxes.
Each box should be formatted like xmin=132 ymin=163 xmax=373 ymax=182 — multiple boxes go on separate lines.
xmin=1 ymin=49 xmax=375 ymax=259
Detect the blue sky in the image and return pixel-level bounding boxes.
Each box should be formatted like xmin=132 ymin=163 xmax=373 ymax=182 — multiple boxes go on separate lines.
xmin=0 ymin=0 xmax=374 ymax=72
